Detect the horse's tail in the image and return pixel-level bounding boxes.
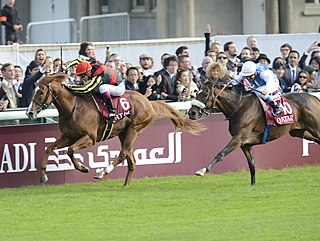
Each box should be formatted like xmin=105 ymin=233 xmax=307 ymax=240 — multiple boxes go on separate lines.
xmin=151 ymin=101 xmax=206 ymax=135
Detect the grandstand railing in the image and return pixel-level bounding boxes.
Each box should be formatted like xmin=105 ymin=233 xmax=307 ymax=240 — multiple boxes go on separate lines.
xmin=79 ymin=12 xmax=130 ymax=42
xmin=26 ymin=19 xmax=77 ymax=44
xmin=0 ymin=101 xmax=192 ymax=126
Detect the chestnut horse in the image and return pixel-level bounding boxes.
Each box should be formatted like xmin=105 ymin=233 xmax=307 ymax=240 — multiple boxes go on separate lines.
xmin=27 ymin=74 xmax=204 ymax=186
xmin=188 ymin=82 xmax=320 ymax=185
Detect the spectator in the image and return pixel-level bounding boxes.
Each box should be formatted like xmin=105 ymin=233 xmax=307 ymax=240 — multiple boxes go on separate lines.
xmin=216 ymin=51 xmax=229 ymax=75
xmin=0 ymin=63 xmax=3 ymax=78
xmin=108 ymin=53 xmax=123 ymax=78
xmin=308 ymin=56 xmax=320 ymax=84
xmin=20 ymin=60 xmax=46 ymax=107
xmin=0 ymin=0 xmax=23 ymax=45
xmin=139 ymin=53 xmax=154 ymax=79
xmin=104 ymin=45 xmax=111 ymax=64
xmin=255 ymin=53 xmax=271 ymax=67
xmin=175 ymin=69 xmax=198 ymax=100
xmin=1 ymin=63 xmax=19 ymax=108
xmin=124 ymin=67 xmax=140 ymax=91
xmin=154 ymin=52 xmax=170 ymax=77
xmin=0 ymin=79 xmax=10 ymax=111
xmin=304 ymin=66 xmax=320 ymax=90
xmin=44 ymin=56 xmax=54 ymax=75
xmin=159 ymin=55 xmax=180 ymax=102
xmin=239 ymin=47 xmax=253 ymax=62
xmin=291 ymin=70 xmax=310 ymax=93
xmin=298 ymin=40 xmax=319 ymax=70
xmin=204 ymin=23 xmax=221 ymax=54
xmin=246 ymin=35 xmax=258 ymax=48
xmin=197 ymin=56 xmax=213 ymax=86
xmin=272 ymin=62 xmax=290 ymax=93
xmin=139 ymin=75 xmax=162 ymax=101
xmin=175 ymin=46 xmax=189 ymax=57
xmin=178 ymin=55 xmax=200 ymax=84
xmin=251 ymin=47 xmax=260 ymax=62
xmin=14 ymin=64 xmax=22 ymax=102
xmin=25 ymin=48 xmax=47 ymax=76
xmin=272 ymin=56 xmax=285 ymax=67
xmin=284 ymin=50 xmax=301 ymax=88
xmin=205 ymin=49 xmax=216 ymax=61
xmin=224 ymin=41 xmax=240 ymax=70
xmin=53 ymin=58 xmax=64 ymax=73
xmin=65 ymin=42 xmax=97 ymax=69
xmin=280 ymin=43 xmax=293 ymax=64
xmin=205 ymin=62 xmax=224 ymax=86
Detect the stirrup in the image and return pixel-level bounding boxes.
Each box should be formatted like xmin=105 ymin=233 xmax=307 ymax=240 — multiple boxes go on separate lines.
xmin=272 ymin=107 xmax=283 ymax=116
xmin=108 ymin=109 xmax=116 ymax=118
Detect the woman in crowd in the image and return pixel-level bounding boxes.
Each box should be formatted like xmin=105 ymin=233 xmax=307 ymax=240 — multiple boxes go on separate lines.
xmin=272 ymin=62 xmax=290 ymax=93
xmin=175 ymin=69 xmax=199 ymax=101
xmin=291 ymin=70 xmax=310 ymax=93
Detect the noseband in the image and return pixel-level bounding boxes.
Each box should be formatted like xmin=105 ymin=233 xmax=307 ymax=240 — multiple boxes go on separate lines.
xmin=31 ymin=82 xmax=64 ymax=111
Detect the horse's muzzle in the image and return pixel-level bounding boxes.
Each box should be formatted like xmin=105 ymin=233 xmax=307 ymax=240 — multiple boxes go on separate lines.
xmin=188 ymin=107 xmax=203 ymax=120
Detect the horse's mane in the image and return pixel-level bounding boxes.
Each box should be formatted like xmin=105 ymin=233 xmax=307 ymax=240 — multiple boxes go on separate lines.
xmin=41 ymin=74 xmax=68 ymax=84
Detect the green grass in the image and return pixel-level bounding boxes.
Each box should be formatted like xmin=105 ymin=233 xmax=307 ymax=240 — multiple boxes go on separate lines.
xmin=0 ymin=166 xmax=319 ymax=241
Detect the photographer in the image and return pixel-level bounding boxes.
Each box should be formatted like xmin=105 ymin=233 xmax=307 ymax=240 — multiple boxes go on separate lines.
xmin=0 ymin=0 xmax=23 ymax=45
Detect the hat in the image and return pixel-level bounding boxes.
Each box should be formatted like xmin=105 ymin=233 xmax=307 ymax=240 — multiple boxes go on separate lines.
xmin=255 ymin=53 xmax=271 ymax=64
xmin=139 ymin=53 xmax=153 ymax=59
xmin=239 ymin=61 xmax=256 ymax=77
xmin=76 ymin=62 xmax=92 ymax=75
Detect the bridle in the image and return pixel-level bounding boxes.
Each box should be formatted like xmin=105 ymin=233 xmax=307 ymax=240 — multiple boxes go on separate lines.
xmin=191 ymin=82 xmax=243 ymax=120
xmin=31 ymin=82 xmax=64 ymax=111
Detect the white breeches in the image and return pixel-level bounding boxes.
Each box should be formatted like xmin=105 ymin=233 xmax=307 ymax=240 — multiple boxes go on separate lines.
xmin=99 ymin=82 xmax=125 ymax=96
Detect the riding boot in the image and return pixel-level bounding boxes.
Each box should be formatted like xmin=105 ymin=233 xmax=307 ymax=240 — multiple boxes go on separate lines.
xmin=265 ymin=97 xmax=283 ymax=116
xmin=102 ymin=92 xmax=116 ymax=118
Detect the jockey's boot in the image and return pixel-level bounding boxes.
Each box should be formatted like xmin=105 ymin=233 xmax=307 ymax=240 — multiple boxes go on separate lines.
xmin=102 ymin=92 xmax=116 ymax=118
xmin=266 ymin=97 xmax=283 ymax=116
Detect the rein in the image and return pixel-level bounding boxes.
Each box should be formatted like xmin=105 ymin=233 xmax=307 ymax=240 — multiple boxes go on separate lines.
xmin=32 ymin=81 xmax=64 ymax=111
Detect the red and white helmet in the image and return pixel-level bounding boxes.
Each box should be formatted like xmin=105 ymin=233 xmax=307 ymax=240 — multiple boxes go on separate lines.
xmin=76 ymin=62 xmax=92 ymax=76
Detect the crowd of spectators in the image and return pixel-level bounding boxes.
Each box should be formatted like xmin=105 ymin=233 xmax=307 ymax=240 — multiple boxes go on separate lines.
xmin=1 ymin=23 xmax=320 ymax=116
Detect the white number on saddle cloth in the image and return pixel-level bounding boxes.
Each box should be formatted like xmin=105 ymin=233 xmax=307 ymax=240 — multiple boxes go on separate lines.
xmin=279 ymin=101 xmax=293 ymax=115
xmin=119 ymin=97 xmax=130 ymax=111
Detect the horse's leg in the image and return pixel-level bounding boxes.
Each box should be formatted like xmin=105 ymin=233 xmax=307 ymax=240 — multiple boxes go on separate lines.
xmin=94 ymin=130 xmax=139 ymax=187
xmin=195 ymin=136 xmax=241 ymax=176
xmin=123 ymin=148 xmax=136 ymax=187
xmin=40 ymin=136 xmax=73 ymax=183
xmin=241 ymin=145 xmax=256 ymax=185
xmin=67 ymin=135 xmax=94 ymax=173
xmin=290 ymin=129 xmax=320 ymax=145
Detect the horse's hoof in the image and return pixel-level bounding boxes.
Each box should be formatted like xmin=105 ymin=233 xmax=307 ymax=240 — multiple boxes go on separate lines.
xmin=40 ymin=174 xmax=48 ymax=183
xmin=80 ymin=165 xmax=89 ymax=173
xmin=93 ymin=168 xmax=105 ymax=180
xmin=194 ymin=168 xmax=207 ymax=176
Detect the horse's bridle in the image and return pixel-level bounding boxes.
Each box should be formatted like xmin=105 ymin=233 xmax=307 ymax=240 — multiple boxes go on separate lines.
xmin=192 ymin=83 xmax=243 ymax=120
xmin=31 ymin=82 xmax=64 ymax=111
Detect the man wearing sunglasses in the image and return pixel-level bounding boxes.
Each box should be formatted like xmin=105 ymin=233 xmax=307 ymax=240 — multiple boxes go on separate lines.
xmin=234 ymin=61 xmax=283 ymax=116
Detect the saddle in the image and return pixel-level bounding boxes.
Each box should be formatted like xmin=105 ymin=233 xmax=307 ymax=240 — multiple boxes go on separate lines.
xmin=258 ymin=96 xmax=295 ymax=144
xmin=258 ymin=96 xmax=295 ymax=126
xmin=92 ymin=94 xmax=132 ymax=122
xmin=91 ymin=94 xmax=132 ymax=141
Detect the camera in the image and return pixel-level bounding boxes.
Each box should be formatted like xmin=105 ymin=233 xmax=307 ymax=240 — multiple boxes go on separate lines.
xmin=318 ymin=43 xmax=320 ymax=47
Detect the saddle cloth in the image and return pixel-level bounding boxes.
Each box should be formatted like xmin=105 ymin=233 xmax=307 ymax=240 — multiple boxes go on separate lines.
xmin=259 ymin=96 xmax=295 ymax=126
xmin=92 ymin=94 xmax=132 ymax=123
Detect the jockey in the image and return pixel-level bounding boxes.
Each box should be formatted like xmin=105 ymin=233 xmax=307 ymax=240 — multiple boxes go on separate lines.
xmin=66 ymin=61 xmax=125 ymax=117
xmin=234 ymin=61 xmax=283 ymax=116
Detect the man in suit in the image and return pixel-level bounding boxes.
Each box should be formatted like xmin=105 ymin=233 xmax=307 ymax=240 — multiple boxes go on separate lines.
xmin=284 ymin=50 xmax=301 ymax=88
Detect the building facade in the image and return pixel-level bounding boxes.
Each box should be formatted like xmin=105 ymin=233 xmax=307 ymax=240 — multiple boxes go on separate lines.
xmin=1 ymin=0 xmax=320 ymax=44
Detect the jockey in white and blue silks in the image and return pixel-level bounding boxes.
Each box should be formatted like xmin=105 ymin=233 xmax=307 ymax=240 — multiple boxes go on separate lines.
xmin=233 ymin=61 xmax=283 ymax=116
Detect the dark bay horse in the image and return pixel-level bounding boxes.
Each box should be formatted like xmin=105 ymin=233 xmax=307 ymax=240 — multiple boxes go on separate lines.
xmin=188 ymin=82 xmax=320 ymax=185
xmin=27 ymin=74 xmax=205 ymax=186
